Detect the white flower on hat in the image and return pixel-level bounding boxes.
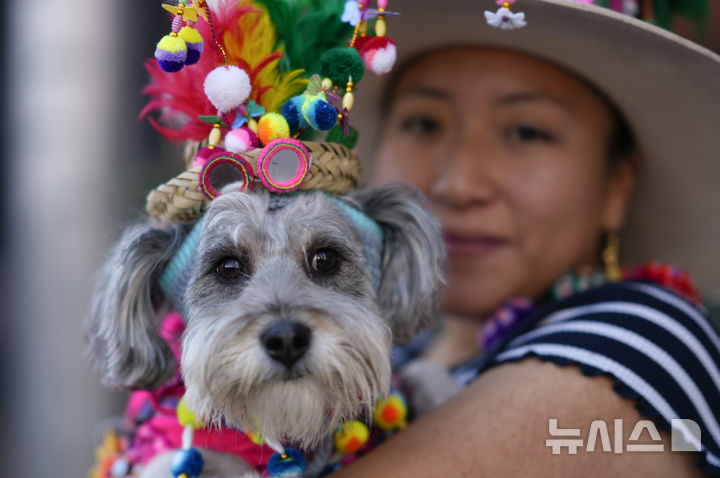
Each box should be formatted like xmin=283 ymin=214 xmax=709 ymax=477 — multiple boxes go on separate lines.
xmin=341 ymin=0 xmax=361 ymax=26
xmin=622 ymin=0 xmax=640 ymax=16
xmin=485 ymin=7 xmax=527 ymax=30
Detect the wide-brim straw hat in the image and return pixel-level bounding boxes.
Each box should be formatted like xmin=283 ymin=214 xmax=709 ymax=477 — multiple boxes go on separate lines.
xmin=353 ymin=0 xmax=720 ymax=298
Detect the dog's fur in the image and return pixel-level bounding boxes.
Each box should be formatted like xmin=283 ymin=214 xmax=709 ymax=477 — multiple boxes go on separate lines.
xmin=86 ymin=185 xmax=445 ymax=476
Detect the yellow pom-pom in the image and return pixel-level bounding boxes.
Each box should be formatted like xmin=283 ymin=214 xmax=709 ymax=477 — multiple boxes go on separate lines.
xmin=157 ymin=34 xmax=187 ymax=54
xmin=257 ymin=112 xmax=290 ymax=145
xmin=373 ymin=393 xmax=407 ymax=430
xmin=334 ymin=420 xmax=370 ymax=454
xmin=178 ymin=25 xmax=202 ymax=44
xmin=177 ymin=396 xmax=203 ymax=429
xmin=247 ymin=118 xmax=259 ymax=133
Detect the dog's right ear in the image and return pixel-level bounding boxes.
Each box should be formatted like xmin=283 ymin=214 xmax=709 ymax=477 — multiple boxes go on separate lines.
xmin=351 ymin=184 xmax=447 ymax=342
xmin=85 ymin=221 xmax=189 ymax=390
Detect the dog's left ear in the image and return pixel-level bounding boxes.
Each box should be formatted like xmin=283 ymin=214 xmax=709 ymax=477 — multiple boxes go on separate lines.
xmin=350 ymin=184 xmax=446 ymax=342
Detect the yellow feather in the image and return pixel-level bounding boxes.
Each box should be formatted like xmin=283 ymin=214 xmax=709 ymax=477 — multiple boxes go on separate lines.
xmin=223 ymin=2 xmax=308 ymax=113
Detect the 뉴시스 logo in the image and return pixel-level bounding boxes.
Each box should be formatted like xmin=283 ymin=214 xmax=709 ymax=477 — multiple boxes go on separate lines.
xmin=546 ymin=418 xmax=702 ymax=454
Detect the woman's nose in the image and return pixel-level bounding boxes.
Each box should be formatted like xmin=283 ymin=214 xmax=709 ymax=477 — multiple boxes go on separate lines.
xmin=429 ymin=130 xmax=498 ymax=207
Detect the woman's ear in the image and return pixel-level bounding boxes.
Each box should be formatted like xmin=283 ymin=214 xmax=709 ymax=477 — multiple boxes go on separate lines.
xmin=351 ymin=184 xmax=447 ymax=342
xmin=602 ymin=157 xmax=637 ymax=232
xmin=85 ymin=221 xmax=189 ymax=390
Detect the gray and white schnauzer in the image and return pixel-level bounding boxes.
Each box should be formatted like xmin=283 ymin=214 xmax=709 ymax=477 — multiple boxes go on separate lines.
xmin=86 ymin=184 xmax=445 ymax=476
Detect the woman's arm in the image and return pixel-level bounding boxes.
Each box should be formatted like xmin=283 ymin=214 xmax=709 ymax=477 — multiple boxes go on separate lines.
xmin=331 ymin=357 xmax=704 ymax=477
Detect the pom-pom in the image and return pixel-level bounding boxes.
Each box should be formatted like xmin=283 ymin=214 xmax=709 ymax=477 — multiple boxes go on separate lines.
xmin=177 ymin=396 xmax=203 ymax=429
xmin=224 ymin=126 xmax=259 ymax=154
xmin=267 ymin=448 xmax=307 ymax=477
xmin=155 ymin=34 xmax=187 ymax=73
xmin=373 ymin=391 xmax=408 ymax=430
xmin=203 ymin=66 xmax=252 ymax=113
xmin=326 ymin=124 xmax=358 ymax=149
xmin=178 ymin=26 xmax=204 ymax=65
xmin=193 ymin=146 xmax=228 ymax=169
xmin=281 ymin=96 xmax=310 ymax=133
xmin=320 ymin=47 xmax=365 ymax=87
xmin=356 ymin=36 xmax=396 ymax=75
xmin=170 ymin=448 xmax=204 ymax=477
xmin=257 ymin=112 xmax=291 ymax=145
xmin=334 ymin=420 xmax=370 ymax=454
xmin=302 ymin=96 xmax=338 ymax=131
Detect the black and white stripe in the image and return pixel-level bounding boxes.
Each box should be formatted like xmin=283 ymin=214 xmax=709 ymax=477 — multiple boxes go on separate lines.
xmin=482 ymin=282 xmax=720 ymax=473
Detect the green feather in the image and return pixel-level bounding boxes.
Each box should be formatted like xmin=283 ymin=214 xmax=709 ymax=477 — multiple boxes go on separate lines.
xmin=255 ymin=0 xmax=354 ymax=75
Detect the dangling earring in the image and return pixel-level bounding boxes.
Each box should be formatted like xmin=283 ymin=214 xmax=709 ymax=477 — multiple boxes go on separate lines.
xmin=602 ymin=232 xmax=622 ymax=282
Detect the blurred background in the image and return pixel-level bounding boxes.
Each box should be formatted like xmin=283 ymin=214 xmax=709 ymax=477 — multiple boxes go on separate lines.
xmin=2 ymin=1 xmax=720 ymax=476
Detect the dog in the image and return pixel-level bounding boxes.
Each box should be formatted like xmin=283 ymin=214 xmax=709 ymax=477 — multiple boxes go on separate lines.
xmin=86 ymin=184 xmax=445 ymax=477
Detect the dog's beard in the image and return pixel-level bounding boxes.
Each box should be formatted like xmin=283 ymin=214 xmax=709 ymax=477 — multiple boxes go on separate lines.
xmin=181 ymin=308 xmax=391 ymax=450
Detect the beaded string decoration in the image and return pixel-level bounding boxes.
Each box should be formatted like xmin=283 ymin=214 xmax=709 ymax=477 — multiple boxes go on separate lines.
xmin=484 ymin=0 xmax=527 ymax=30
xmin=155 ymin=2 xmax=204 ymax=72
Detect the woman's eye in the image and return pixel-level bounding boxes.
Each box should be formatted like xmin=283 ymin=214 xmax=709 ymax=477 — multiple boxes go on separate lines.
xmin=399 ymin=115 xmax=441 ymax=136
xmin=310 ymin=249 xmax=339 ymax=274
xmin=215 ymin=257 xmax=247 ymax=282
xmin=508 ymin=124 xmax=555 ymax=143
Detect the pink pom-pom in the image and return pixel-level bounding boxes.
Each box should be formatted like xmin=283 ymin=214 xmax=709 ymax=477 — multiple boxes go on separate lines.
xmin=203 ymin=66 xmax=252 ymax=113
xmin=224 ymin=127 xmax=259 ymax=154
xmin=193 ymin=146 xmax=228 ymax=169
xmin=377 ymin=0 xmax=388 ymax=9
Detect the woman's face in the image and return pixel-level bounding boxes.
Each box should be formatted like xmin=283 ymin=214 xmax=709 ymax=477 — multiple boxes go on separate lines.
xmin=374 ymin=48 xmax=634 ymax=317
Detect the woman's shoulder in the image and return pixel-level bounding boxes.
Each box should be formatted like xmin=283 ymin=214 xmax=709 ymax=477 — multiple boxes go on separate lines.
xmin=480 ymin=280 xmax=720 ymax=475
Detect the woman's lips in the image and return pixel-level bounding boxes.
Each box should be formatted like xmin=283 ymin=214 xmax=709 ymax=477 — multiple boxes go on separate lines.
xmin=443 ymin=232 xmax=508 ymax=256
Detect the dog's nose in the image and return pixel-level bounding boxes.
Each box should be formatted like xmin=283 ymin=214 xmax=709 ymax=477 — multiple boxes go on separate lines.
xmin=261 ymin=322 xmax=312 ymax=368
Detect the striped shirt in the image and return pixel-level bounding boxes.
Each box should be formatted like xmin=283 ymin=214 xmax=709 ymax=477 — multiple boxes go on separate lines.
xmin=454 ymin=281 xmax=720 ymax=475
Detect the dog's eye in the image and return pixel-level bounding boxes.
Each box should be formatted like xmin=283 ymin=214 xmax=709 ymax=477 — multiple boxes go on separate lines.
xmin=311 ymin=249 xmax=338 ymax=274
xmin=215 ymin=257 xmax=246 ymax=282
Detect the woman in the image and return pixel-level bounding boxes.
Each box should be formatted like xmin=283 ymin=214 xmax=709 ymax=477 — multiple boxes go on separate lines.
xmin=335 ymin=0 xmax=720 ymax=476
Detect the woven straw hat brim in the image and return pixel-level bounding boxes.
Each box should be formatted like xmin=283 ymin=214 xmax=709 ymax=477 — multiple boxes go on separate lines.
xmin=353 ymin=0 xmax=720 ymax=297
xmin=147 ymin=141 xmax=362 ymax=223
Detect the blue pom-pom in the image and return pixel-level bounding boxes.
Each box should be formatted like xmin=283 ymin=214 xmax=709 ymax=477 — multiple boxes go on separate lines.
xmin=171 ymin=448 xmax=204 ymax=477
xmin=110 ymin=457 xmax=131 ymax=477
xmin=304 ymin=99 xmax=337 ymax=131
xmin=267 ymin=448 xmax=307 ymax=477
xmin=185 ymin=45 xmax=202 ymax=65
xmin=282 ymin=96 xmax=309 ymax=133
xmin=155 ymin=35 xmax=187 ymax=73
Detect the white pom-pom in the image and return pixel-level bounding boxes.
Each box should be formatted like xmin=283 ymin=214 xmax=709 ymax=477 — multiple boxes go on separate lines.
xmin=367 ymin=43 xmax=397 ymax=75
xmin=204 ymin=66 xmax=252 ymax=113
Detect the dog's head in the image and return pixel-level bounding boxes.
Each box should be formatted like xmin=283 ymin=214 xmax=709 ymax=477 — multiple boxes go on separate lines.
xmin=86 ymin=184 xmax=445 ymax=448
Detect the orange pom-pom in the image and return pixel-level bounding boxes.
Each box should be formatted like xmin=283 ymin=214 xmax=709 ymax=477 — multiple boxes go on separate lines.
xmin=257 ymin=112 xmax=290 ymax=145
xmin=373 ymin=392 xmax=407 ymax=430
xmin=334 ymin=420 xmax=370 ymax=454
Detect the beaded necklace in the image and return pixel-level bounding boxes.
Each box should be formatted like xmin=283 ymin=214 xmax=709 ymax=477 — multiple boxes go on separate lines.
xmin=478 ymin=262 xmax=701 ymax=351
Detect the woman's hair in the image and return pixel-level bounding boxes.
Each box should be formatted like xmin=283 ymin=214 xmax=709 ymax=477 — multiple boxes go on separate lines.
xmin=606 ymin=101 xmax=637 ymax=165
